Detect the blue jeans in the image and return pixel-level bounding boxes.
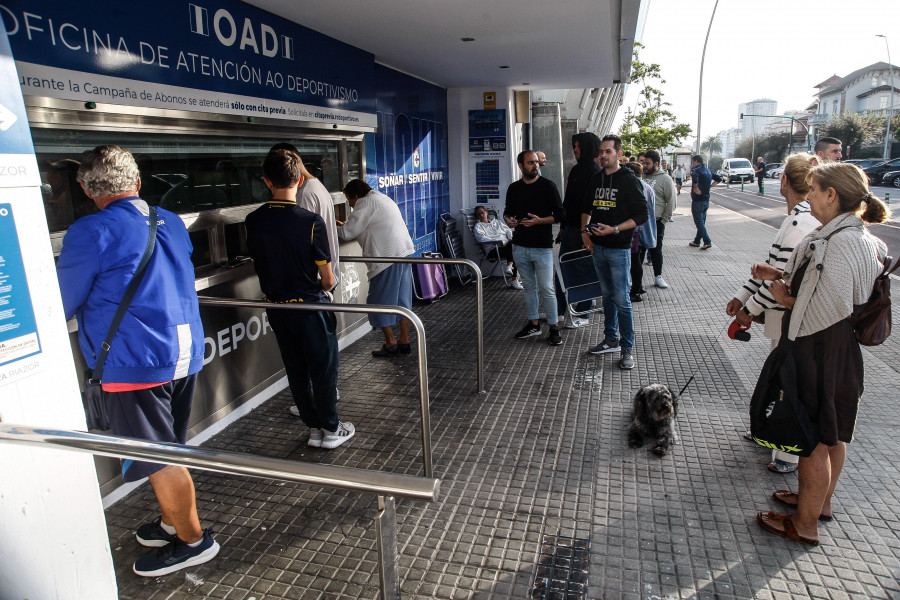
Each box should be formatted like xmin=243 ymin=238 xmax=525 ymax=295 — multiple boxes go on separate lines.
xmin=691 ymin=199 xmax=711 ymax=245
xmin=591 ymin=246 xmax=634 ymax=349
xmin=512 ymin=245 xmax=558 ymax=325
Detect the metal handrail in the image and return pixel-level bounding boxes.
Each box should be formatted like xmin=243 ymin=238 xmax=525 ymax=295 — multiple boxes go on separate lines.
xmin=341 ymin=256 xmax=485 ymax=394
xmin=198 ymin=296 xmax=434 ymax=478
xmin=0 ymin=423 xmax=438 ymax=599
xmin=0 ymin=424 xmax=438 ymax=500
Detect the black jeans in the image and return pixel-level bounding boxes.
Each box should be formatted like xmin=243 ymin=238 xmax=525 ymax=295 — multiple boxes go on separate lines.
xmin=645 ymin=218 xmax=666 ymax=277
xmin=268 ymin=309 xmax=340 ymax=431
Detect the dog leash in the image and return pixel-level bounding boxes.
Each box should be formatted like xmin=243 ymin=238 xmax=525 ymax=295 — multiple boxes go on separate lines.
xmin=674 ymin=314 xmax=740 ymax=399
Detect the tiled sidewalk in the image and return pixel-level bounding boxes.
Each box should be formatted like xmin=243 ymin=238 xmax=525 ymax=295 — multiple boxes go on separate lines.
xmin=106 ymin=202 xmax=900 ymax=600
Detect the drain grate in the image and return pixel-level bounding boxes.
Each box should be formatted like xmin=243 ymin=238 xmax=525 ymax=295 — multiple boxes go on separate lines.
xmin=531 ymin=534 xmax=590 ymax=599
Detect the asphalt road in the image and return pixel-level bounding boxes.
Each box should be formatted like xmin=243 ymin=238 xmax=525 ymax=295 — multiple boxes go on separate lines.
xmin=708 ymin=177 xmax=900 ymax=254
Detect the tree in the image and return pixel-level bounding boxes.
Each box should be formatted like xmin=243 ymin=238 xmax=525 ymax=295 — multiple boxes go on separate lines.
xmin=733 ymin=132 xmax=792 ymax=163
xmin=617 ymin=43 xmax=692 ymax=154
xmin=701 ymin=135 xmax=722 ymax=155
xmin=818 ymin=111 xmax=885 ymax=158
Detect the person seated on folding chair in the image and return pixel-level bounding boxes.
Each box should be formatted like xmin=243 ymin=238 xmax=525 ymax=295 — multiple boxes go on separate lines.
xmin=473 ymin=205 xmax=523 ymax=289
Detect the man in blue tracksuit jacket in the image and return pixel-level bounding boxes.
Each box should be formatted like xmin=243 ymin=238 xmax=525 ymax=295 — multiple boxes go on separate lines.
xmin=56 ymin=145 xmax=218 ymax=577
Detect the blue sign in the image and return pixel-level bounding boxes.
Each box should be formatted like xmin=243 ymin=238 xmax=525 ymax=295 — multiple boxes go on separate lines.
xmin=0 ymin=204 xmax=41 ymax=367
xmin=1 ymin=0 xmax=376 ymax=124
xmin=365 ymin=65 xmax=448 ymax=254
xmin=469 ymin=109 xmax=507 ymax=152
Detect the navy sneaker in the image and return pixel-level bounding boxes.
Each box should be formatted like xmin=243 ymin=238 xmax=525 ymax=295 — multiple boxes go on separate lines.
xmin=135 ymin=516 xmax=178 ymax=548
xmin=133 ymin=529 xmax=220 ymax=577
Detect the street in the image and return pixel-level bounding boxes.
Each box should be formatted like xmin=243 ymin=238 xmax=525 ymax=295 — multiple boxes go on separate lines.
xmin=707 ymin=176 xmax=900 ymax=254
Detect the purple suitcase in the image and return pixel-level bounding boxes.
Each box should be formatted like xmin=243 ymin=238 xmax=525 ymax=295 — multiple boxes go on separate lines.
xmin=413 ymin=252 xmax=448 ymax=301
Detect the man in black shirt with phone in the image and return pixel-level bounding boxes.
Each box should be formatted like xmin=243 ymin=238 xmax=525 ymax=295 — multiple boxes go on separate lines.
xmin=581 ymin=134 xmax=648 ymax=370
xmin=503 ymin=150 xmax=565 ymax=345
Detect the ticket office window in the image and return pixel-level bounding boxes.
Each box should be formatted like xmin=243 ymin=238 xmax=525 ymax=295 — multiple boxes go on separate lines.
xmin=32 ymin=129 xmax=343 ymax=233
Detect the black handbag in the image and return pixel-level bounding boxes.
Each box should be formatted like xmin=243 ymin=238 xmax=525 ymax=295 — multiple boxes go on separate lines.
xmin=748 ymin=341 xmax=819 ymax=457
xmin=82 ymin=206 xmax=158 ymax=430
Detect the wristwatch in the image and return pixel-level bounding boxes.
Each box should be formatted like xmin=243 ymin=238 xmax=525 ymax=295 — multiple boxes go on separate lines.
xmin=613 ymin=225 xmax=620 ymax=235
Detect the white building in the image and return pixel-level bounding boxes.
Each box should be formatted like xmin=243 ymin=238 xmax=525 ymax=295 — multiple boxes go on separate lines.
xmin=716 ymin=127 xmax=742 ymax=158
xmin=816 ymin=62 xmax=898 ymax=119
xmin=740 ymin=99 xmax=778 ymax=138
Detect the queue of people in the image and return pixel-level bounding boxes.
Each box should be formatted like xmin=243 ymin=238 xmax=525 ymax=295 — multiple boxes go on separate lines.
xmin=56 ymin=131 xmax=886 ymax=587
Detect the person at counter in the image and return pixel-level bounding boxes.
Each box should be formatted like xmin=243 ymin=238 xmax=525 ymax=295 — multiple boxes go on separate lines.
xmin=245 ymin=149 xmax=355 ymax=450
xmin=269 ymin=143 xmax=340 ymax=285
xmin=337 ymin=179 xmax=416 ymax=357
xmin=56 ymin=145 xmax=218 ymax=577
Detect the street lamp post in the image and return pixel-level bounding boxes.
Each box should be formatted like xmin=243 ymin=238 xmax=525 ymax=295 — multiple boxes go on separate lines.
xmin=877 ymin=34 xmax=895 ymax=160
xmin=695 ymin=0 xmax=720 ymax=155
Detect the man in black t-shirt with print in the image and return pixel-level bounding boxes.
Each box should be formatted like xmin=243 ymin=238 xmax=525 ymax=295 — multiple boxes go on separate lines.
xmin=503 ymin=150 xmax=565 ymax=345
xmin=580 ymin=134 xmax=648 ymax=370
xmin=245 ymin=149 xmax=355 ymax=450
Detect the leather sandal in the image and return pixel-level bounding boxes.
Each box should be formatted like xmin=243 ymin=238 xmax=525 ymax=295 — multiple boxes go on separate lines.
xmin=372 ymin=344 xmax=399 ymax=357
xmin=757 ymin=512 xmax=819 ymax=546
xmin=772 ymin=490 xmax=834 ymax=522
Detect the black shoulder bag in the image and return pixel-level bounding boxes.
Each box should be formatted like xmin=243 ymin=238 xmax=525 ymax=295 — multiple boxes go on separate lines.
xmin=83 ymin=206 xmax=158 ymax=430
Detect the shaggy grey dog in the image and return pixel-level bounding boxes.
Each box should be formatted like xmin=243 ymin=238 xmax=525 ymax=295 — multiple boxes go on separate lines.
xmin=627 ymin=383 xmax=678 ymax=456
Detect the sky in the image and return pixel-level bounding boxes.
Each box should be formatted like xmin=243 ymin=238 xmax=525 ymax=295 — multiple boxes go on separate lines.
xmin=613 ymin=0 xmax=898 ymax=149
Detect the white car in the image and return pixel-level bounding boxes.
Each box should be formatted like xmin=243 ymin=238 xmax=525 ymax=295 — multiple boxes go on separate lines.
xmin=768 ymin=166 xmax=785 ymax=179
xmin=720 ymin=158 xmax=756 ymax=183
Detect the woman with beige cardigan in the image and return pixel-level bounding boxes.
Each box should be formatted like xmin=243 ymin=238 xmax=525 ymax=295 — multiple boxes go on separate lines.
xmin=751 ymin=162 xmax=889 ymax=546
xmin=338 ymin=179 xmax=416 ymax=357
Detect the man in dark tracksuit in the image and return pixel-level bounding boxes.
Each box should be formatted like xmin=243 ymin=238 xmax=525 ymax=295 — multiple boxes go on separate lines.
xmin=555 ymin=132 xmax=601 ymax=327
xmin=245 ymin=149 xmax=354 ymax=450
xmin=580 ymin=134 xmax=648 ymax=370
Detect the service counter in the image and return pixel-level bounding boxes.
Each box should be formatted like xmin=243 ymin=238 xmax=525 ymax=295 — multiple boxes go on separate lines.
xmin=31 ymin=99 xmax=373 ymax=494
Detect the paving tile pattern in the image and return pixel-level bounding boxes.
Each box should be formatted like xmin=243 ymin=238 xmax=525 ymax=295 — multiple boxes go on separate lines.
xmin=106 ymin=201 xmax=900 ymax=600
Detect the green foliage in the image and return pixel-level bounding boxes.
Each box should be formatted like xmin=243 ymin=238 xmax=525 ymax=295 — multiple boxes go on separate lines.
xmin=818 ymin=111 xmax=885 ymax=158
xmin=701 ymin=135 xmax=722 ymax=156
xmin=733 ymin=132 xmax=793 ymax=163
xmin=618 ymin=43 xmax=692 ymax=154
xmin=709 ymin=156 xmax=724 ymax=172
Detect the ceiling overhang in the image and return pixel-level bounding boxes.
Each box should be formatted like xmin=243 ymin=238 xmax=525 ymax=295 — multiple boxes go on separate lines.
xmin=245 ymin=0 xmax=641 ymax=90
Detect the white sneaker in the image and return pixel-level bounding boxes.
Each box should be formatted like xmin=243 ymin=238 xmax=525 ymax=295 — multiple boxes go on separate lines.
xmin=289 ymin=404 xmax=300 ymax=417
xmin=655 ymin=275 xmax=668 ymax=289
xmin=321 ymin=421 xmax=355 ymax=449
xmin=307 ymin=428 xmax=323 ymax=448
xmin=504 ymin=264 xmax=514 ymax=276
xmin=509 ymin=279 xmax=523 ymax=290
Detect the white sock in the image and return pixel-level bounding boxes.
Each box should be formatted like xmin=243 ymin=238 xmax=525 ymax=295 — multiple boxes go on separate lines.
xmin=186 ymin=534 xmax=205 ymax=547
xmin=160 ymin=521 xmax=176 ymax=535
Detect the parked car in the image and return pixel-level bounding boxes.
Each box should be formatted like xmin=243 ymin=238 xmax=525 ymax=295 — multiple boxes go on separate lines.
xmin=769 ymin=166 xmax=785 ymax=179
xmin=863 ymin=158 xmax=900 ymax=185
xmin=880 ymin=170 xmax=900 ymax=188
xmin=764 ymin=163 xmax=783 ymax=178
xmin=720 ymin=158 xmax=755 ymax=183
xmin=843 ymin=159 xmax=885 ymax=169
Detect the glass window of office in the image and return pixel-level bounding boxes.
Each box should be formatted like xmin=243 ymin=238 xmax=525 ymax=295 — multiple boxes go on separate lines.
xmin=32 ymin=129 xmax=341 ymax=233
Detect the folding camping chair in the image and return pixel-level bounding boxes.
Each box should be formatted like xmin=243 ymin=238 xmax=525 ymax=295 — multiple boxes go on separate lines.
xmin=460 ymin=206 xmax=512 ymax=285
xmin=554 ymin=247 xmax=604 ymax=318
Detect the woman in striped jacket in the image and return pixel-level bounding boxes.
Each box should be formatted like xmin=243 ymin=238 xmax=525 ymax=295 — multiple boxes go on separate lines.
xmin=726 ymin=153 xmax=820 ymax=473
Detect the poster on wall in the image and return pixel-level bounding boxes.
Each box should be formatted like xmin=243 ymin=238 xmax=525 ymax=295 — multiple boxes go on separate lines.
xmin=0 ymin=204 xmax=42 ymax=375
xmin=366 ymin=65 xmax=449 ymax=255
xmin=468 ymin=109 xmax=507 ymax=206
xmin=0 ymin=20 xmax=44 ymax=386
xmin=2 ymin=0 xmax=377 ymax=127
